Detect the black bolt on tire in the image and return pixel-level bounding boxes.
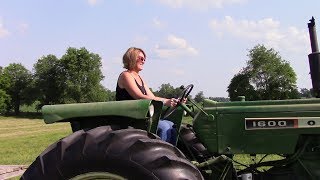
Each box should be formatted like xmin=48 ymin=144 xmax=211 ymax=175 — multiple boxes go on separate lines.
xmin=22 ymin=126 xmax=203 ymax=180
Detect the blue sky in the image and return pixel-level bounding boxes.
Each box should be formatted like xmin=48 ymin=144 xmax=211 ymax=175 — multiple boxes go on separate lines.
xmin=0 ymin=0 xmax=320 ymax=97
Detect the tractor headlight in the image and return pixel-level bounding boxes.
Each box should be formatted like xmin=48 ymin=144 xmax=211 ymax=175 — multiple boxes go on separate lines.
xmin=148 ymin=104 xmax=154 ymax=117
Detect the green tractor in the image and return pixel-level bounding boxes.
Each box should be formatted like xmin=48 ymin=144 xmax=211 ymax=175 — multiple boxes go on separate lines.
xmin=22 ymin=18 xmax=320 ymax=180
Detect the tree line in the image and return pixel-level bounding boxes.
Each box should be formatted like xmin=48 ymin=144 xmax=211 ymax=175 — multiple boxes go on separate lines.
xmin=0 ymin=45 xmax=314 ymax=114
xmin=0 ymin=47 xmax=214 ymax=115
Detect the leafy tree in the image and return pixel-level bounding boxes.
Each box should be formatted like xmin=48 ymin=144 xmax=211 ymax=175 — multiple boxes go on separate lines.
xmin=22 ymin=80 xmax=38 ymax=106
xmin=228 ymin=44 xmax=298 ymax=100
xmin=208 ymin=97 xmax=230 ymax=102
xmin=299 ymin=88 xmax=313 ymax=98
xmin=106 ymin=89 xmax=116 ymax=101
xmin=154 ymin=83 xmax=179 ymax=98
xmin=0 ymin=66 xmax=10 ymax=90
xmin=34 ymin=54 xmax=65 ymax=107
xmin=2 ymin=63 xmax=33 ymax=114
xmin=60 ymin=47 xmax=104 ymax=103
xmin=194 ymin=91 xmax=205 ymax=103
xmin=0 ymin=67 xmax=10 ymax=113
xmin=154 ymin=83 xmax=195 ymax=100
xmin=227 ymin=73 xmax=257 ymax=101
xmin=173 ymin=85 xmax=187 ymax=98
xmin=154 ymin=83 xmax=174 ymax=98
xmin=87 ymin=85 xmax=115 ymax=102
xmin=0 ymin=89 xmax=10 ymax=114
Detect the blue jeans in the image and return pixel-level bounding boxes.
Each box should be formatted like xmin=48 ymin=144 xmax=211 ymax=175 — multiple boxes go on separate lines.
xmin=157 ymin=120 xmax=177 ymax=145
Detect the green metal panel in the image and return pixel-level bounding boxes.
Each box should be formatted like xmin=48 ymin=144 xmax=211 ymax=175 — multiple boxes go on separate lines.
xmin=203 ymin=98 xmax=320 ymax=107
xmin=194 ymin=98 xmax=320 ymax=154
xmin=193 ymin=111 xmax=219 ymax=153
xmin=42 ymin=100 xmax=163 ymax=133
xmin=42 ymin=100 xmax=155 ymax=123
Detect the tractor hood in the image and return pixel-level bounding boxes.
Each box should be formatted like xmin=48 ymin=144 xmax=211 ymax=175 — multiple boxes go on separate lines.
xmin=203 ymin=98 xmax=320 ymax=113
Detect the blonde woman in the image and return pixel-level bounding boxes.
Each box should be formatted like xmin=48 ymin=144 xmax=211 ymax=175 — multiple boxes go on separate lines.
xmin=116 ymin=47 xmax=178 ymax=144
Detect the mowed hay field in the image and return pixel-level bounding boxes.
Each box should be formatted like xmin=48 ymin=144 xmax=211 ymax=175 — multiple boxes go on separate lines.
xmin=0 ymin=116 xmax=72 ymax=165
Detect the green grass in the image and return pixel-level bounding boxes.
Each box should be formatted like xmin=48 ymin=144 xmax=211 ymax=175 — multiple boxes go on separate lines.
xmin=0 ymin=117 xmax=72 ymax=165
xmin=233 ymin=154 xmax=283 ymax=171
xmin=182 ymin=116 xmax=193 ymax=124
xmin=6 ymin=176 xmax=21 ymax=180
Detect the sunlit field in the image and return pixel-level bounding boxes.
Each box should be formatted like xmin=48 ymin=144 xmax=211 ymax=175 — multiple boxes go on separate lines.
xmin=0 ymin=116 xmax=72 ymax=165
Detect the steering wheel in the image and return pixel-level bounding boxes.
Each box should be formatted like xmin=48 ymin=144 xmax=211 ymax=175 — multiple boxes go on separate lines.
xmin=162 ymin=84 xmax=194 ymax=119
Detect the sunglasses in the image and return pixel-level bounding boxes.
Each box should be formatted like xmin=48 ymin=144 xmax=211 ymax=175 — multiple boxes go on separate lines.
xmin=137 ymin=56 xmax=146 ymax=62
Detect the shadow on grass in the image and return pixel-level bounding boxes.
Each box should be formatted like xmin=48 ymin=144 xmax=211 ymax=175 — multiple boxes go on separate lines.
xmin=2 ymin=112 xmax=43 ymax=120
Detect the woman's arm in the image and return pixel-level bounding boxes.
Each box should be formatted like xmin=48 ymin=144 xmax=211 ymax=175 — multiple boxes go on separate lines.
xmin=143 ymin=80 xmax=178 ymax=107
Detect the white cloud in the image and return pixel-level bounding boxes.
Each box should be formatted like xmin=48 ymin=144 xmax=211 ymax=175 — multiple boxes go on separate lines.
xmin=209 ymin=16 xmax=309 ymax=53
xmin=156 ymin=0 xmax=247 ymax=9
xmin=87 ymin=0 xmax=101 ymax=6
xmin=0 ymin=19 xmax=10 ymax=38
xmin=153 ymin=17 xmax=167 ymax=29
xmin=154 ymin=34 xmax=198 ymax=59
xmin=18 ymin=23 xmax=29 ymax=34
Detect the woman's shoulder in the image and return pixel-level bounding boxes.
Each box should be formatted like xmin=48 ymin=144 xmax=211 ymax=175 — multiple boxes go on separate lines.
xmin=119 ymin=71 xmax=131 ymax=79
xmin=119 ymin=71 xmax=134 ymax=83
xmin=121 ymin=71 xmax=130 ymax=75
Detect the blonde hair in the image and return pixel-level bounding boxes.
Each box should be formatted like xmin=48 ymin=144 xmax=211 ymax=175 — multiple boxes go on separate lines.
xmin=122 ymin=47 xmax=146 ymax=70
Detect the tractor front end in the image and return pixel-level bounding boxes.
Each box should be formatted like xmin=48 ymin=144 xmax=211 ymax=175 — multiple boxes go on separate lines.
xmin=187 ymin=98 xmax=320 ymax=179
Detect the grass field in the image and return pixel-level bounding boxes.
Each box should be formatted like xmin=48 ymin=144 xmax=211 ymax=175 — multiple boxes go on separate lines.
xmin=0 ymin=116 xmax=72 ymax=165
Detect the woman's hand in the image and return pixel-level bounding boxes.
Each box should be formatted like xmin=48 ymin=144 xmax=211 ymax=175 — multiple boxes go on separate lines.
xmin=178 ymin=98 xmax=187 ymax=104
xmin=164 ymin=98 xmax=179 ymax=107
xmin=163 ymin=97 xmax=187 ymax=107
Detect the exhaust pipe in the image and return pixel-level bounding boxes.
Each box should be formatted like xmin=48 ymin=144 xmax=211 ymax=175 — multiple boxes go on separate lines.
xmin=308 ymin=17 xmax=320 ymax=97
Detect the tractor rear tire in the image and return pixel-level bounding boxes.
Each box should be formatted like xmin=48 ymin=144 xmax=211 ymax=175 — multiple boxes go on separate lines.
xmin=22 ymin=126 xmax=203 ymax=180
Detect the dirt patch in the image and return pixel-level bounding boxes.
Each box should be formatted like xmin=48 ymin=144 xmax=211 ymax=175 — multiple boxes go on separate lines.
xmin=0 ymin=165 xmax=28 ymax=179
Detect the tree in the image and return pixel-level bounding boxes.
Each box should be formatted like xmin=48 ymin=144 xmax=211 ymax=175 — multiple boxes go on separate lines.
xmin=208 ymin=97 xmax=230 ymax=102
xmin=86 ymin=85 xmax=115 ymax=102
xmin=2 ymin=63 xmax=33 ymax=114
xmin=154 ymin=83 xmax=175 ymax=98
xmin=105 ymin=89 xmax=116 ymax=101
xmin=0 ymin=66 xmax=10 ymax=90
xmin=0 ymin=67 xmax=11 ymax=113
xmin=34 ymin=54 xmax=65 ymax=107
xmin=60 ymin=47 xmax=104 ymax=103
xmin=154 ymin=83 xmax=179 ymax=98
xmin=228 ymin=44 xmax=298 ymax=100
xmin=227 ymin=73 xmax=258 ymax=101
xmin=194 ymin=91 xmax=205 ymax=103
xmin=154 ymin=83 xmax=193 ymax=100
xmin=299 ymin=88 xmax=313 ymax=98
xmin=0 ymin=89 xmax=10 ymax=114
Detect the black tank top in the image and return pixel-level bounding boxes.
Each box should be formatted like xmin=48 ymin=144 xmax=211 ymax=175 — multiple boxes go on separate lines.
xmin=116 ymin=73 xmax=147 ymax=101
